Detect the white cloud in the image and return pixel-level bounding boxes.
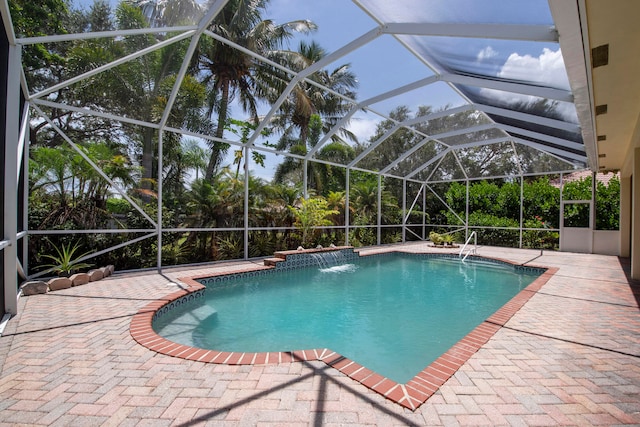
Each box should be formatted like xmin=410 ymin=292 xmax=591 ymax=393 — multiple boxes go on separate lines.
xmin=498 ymin=48 xmax=569 ymax=90
xmin=347 ymin=117 xmax=380 ymax=144
xmin=477 ymin=46 xmax=498 ymax=62
xmin=478 ymin=48 xmax=577 ymax=122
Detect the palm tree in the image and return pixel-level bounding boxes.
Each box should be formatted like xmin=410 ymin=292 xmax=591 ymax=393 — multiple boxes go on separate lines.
xmin=181 ymin=139 xmax=209 ymax=181
xmin=269 ymin=40 xmax=359 ymax=150
xmin=184 ymin=167 xmax=245 ymax=258
xmin=258 ymin=182 xmax=302 ymax=246
xmin=325 ymin=190 xmax=346 ymax=226
xmin=350 ymin=179 xmax=378 ymax=223
xmin=195 ymin=0 xmax=316 ymax=180
xmin=268 ymin=41 xmax=357 ymax=194
xmin=130 ymin=0 xmax=203 ymax=27
xmin=67 ymin=2 xmax=205 ymax=195
xmin=273 ymin=113 xmax=355 ymax=194
xmin=349 ymin=177 xmax=401 ymax=225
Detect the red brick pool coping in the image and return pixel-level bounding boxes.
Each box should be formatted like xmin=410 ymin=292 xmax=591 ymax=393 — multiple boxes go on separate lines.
xmin=130 ymin=254 xmax=558 ymax=411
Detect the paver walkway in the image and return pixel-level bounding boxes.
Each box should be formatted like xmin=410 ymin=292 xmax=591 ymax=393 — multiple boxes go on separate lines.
xmin=0 ymin=244 xmax=639 ymax=426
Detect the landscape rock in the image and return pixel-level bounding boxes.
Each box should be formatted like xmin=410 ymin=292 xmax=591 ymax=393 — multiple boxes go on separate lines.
xmin=48 ymin=277 xmax=72 ymax=291
xmin=69 ymin=273 xmax=90 ymax=286
xmin=20 ymin=281 xmax=48 ymax=296
xmin=106 ymin=265 xmax=115 ymax=276
xmin=88 ymin=269 xmax=104 ymax=282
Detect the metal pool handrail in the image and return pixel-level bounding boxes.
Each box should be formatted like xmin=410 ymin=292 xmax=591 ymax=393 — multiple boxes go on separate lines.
xmin=459 ymin=231 xmax=477 ymax=262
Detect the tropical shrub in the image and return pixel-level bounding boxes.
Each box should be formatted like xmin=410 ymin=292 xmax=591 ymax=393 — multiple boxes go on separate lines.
xmin=596 ymin=176 xmax=620 ymax=230
xmin=106 ymin=198 xmax=130 ymax=215
xmin=467 ymin=212 xmax=519 ymax=247
xmin=522 ymin=218 xmax=559 ymax=249
xmin=523 ymin=177 xmax=560 ymax=228
xmin=381 ymin=229 xmax=402 ymax=244
xmin=217 ymin=234 xmax=243 ymax=260
xmin=249 ymin=231 xmax=276 ymax=258
xmin=288 ymin=197 xmax=338 ymax=247
xmin=429 ymin=231 xmax=443 ymax=245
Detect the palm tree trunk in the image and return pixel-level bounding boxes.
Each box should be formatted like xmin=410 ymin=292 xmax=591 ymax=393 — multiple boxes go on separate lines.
xmin=140 ymin=127 xmax=155 ymax=203
xmin=205 ymin=80 xmax=231 ymax=181
xmin=141 ymin=128 xmax=154 ymax=182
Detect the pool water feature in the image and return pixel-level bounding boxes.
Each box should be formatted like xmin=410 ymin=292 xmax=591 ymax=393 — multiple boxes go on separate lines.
xmin=309 ymin=250 xmax=352 ymax=268
xmin=152 ymin=253 xmax=543 ymax=384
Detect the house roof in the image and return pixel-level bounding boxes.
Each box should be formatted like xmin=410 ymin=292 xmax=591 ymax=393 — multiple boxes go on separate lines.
xmin=549 ymin=171 xmax=619 ymax=188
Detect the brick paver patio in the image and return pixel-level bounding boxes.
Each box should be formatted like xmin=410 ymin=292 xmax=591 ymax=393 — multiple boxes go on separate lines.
xmin=1 ymin=244 xmax=639 ymax=426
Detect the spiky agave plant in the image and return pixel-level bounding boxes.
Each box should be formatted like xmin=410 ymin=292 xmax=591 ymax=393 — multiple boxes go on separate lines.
xmin=40 ymin=241 xmax=94 ymax=276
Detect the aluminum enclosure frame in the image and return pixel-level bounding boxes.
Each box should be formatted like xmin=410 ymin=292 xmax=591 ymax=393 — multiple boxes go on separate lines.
xmin=0 ymin=0 xmax=606 ymax=315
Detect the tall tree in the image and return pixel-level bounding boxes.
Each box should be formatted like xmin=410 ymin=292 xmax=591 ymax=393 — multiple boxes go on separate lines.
xmin=268 ymin=40 xmax=358 ymax=151
xmin=25 ymin=0 xmax=211 ymax=198
xmin=358 ymin=106 xmax=422 ymax=174
xmin=13 ymin=0 xmax=123 ymax=147
xmin=9 ymin=0 xmax=69 ymax=73
xmin=273 ymin=113 xmax=354 ymax=194
xmin=65 ymin=1 xmax=210 ymax=194
xmin=267 ymin=41 xmax=358 ymax=194
xmin=195 ymin=0 xmax=316 ymax=180
xmin=181 ymin=139 xmax=210 ymax=181
xmin=130 ymin=0 xmax=203 ymax=27
xmin=114 ymin=2 xmax=190 ymax=191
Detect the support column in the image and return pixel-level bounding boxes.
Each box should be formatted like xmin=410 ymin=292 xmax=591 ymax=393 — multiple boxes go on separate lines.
xmin=377 ymin=174 xmax=381 ymax=245
xmin=422 ymin=183 xmax=426 ymax=240
xmin=519 ymin=176 xmax=524 ymax=249
xmin=303 ymin=160 xmax=308 ymax=199
xmin=345 ymin=169 xmax=350 ymax=246
xmin=619 ymin=175 xmax=631 ymax=258
xmin=402 ymin=180 xmax=406 ymax=242
xmin=21 ymin=107 xmax=29 ymax=275
xmin=465 ymin=180 xmax=470 ymax=240
xmin=3 ymin=45 xmax=20 ymax=314
xmin=156 ymin=132 xmax=163 ymax=273
xmin=631 ymin=148 xmax=640 ymax=279
xmin=244 ymin=146 xmax=249 ymax=259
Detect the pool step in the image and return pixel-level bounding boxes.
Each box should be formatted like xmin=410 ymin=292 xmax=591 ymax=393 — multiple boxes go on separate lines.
xmin=263 ymin=258 xmax=285 ymax=267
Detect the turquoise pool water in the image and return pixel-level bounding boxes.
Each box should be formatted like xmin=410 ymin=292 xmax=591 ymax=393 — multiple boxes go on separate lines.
xmin=153 ymin=253 xmax=542 ymax=383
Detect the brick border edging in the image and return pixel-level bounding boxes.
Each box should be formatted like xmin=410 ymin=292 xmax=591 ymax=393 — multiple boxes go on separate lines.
xmin=130 ymin=255 xmax=557 ymax=411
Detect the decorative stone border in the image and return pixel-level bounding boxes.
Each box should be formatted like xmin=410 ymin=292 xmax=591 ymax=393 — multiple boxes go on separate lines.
xmin=20 ymin=265 xmax=115 ymax=296
xmin=130 ymin=250 xmax=557 ymax=411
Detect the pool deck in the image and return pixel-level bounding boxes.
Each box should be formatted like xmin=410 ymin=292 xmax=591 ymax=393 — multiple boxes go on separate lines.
xmin=1 ymin=244 xmax=639 ymax=425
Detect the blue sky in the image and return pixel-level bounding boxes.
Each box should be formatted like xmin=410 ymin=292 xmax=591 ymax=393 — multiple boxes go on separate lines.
xmin=72 ymin=0 xmax=567 ymax=129
xmin=70 ymin=0 xmax=569 ymax=178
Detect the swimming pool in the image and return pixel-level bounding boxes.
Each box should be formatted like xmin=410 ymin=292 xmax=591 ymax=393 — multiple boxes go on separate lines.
xmin=151 ymin=252 xmax=544 ymax=384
